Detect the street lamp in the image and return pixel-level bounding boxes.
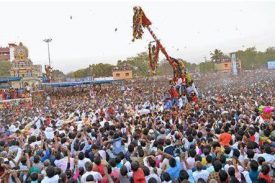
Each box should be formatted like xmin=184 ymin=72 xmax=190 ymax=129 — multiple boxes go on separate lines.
xmin=43 ymin=38 xmax=52 ymax=66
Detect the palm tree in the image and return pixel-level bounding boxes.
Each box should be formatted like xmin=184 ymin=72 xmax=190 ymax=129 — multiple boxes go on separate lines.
xmin=210 ymin=49 xmax=224 ymax=63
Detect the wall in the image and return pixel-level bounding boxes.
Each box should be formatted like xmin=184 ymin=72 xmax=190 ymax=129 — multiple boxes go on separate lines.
xmin=112 ymin=70 xmax=133 ymax=80
xmin=215 ymin=60 xmax=242 ymax=73
xmin=214 ymin=62 xmax=232 ymax=73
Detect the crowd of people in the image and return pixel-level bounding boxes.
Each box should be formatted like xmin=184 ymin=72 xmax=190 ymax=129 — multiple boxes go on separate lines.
xmin=0 ymin=69 xmax=274 ymax=183
xmin=0 ymin=89 xmax=30 ymax=101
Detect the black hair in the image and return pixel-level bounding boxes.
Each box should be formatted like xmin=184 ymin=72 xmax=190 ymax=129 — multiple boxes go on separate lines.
xmin=247 ymin=149 xmax=255 ymax=159
xmin=250 ymin=160 xmax=258 ymax=171
xmin=131 ymin=161 xmax=139 ymax=171
xmin=109 ymin=158 xmax=116 ymax=168
xmin=148 ymin=178 xmax=158 ymax=183
xmin=169 ymin=158 xmax=177 ymax=168
xmin=30 ymin=172 xmax=38 ymax=181
xmin=224 ymin=146 xmax=231 ymax=154
xmin=33 ymin=155 xmax=40 ymax=164
xmin=228 ymin=167 xmax=235 ymax=176
xmin=78 ymin=152 xmax=84 ymax=160
xmin=233 ymin=149 xmax=240 ymax=158
xmin=206 ymin=155 xmax=212 ymax=164
xmin=94 ymin=155 xmax=101 ymax=165
xmin=213 ymin=160 xmax=222 ymax=172
xmin=162 ymin=172 xmax=171 ymax=182
xmin=178 ymin=169 xmax=189 ymax=181
xmin=46 ymin=166 xmax=55 ymax=178
xmin=142 ymin=166 xmax=150 ymax=176
xmin=84 ymin=162 xmax=93 ymax=171
xmin=219 ymin=170 xmax=228 ymax=182
xmin=120 ymin=166 xmax=128 ymax=176
xmin=261 ymin=164 xmax=270 ymax=175
xmin=189 ymin=149 xmax=196 ymax=158
xmin=264 ymin=145 xmax=271 ymax=154
xmin=86 ymin=174 xmax=94 ymax=181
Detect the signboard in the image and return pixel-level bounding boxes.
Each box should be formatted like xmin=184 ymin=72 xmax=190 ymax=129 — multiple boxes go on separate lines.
xmin=267 ymin=61 xmax=275 ymax=70
xmin=231 ymin=53 xmax=238 ymax=75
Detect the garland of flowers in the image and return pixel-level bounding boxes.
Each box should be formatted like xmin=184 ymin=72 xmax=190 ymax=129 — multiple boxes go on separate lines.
xmin=148 ymin=42 xmax=160 ymax=74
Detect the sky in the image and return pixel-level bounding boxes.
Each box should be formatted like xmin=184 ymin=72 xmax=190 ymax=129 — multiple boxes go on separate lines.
xmin=1 ymin=0 xmax=275 ymax=73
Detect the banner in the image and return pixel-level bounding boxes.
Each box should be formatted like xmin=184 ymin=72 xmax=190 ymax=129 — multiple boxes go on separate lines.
xmin=231 ymin=53 xmax=238 ymax=75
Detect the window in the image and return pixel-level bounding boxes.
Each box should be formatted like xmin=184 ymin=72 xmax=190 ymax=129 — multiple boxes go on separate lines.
xmin=224 ymin=64 xmax=228 ymax=68
xmin=116 ymin=73 xmax=120 ymax=77
xmin=125 ymin=73 xmax=129 ymax=76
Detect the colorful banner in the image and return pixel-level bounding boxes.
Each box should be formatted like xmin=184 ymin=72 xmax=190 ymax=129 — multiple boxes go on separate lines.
xmin=231 ymin=53 xmax=238 ymax=75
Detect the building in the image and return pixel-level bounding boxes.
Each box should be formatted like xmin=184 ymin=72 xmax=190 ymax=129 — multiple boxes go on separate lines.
xmin=112 ymin=65 xmax=133 ymax=80
xmin=214 ymin=57 xmax=242 ymax=73
xmin=9 ymin=42 xmax=42 ymax=89
xmin=0 ymin=43 xmax=16 ymax=62
xmin=32 ymin=65 xmax=43 ymax=77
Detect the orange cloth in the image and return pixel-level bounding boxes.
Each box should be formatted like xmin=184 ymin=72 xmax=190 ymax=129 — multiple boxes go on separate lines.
xmin=219 ymin=132 xmax=232 ymax=146
xmin=133 ymin=168 xmax=146 ymax=183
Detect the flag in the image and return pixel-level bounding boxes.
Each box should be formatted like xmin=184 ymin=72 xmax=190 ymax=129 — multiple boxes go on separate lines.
xmin=141 ymin=10 xmax=151 ymax=27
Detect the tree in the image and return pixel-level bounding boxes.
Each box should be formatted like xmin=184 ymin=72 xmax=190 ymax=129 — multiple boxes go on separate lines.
xmin=0 ymin=61 xmax=11 ymax=76
xmin=198 ymin=61 xmax=214 ymax=73
xmin=52 ymin=69 xmax=66 ymax=81
xmin=210 ymin=49 xmax=224 ymax=63
xmin=90 ymin=63 xmax=113 ymax=77
xmin=116 ymin=52 xmax=150 ymax=76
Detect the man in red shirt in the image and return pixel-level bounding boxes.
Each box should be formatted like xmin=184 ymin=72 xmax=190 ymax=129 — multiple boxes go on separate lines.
xmin=219 ymin=127 xmax=232 ymax=146
xmin=169 ymin=86 xmax=179 ymax=106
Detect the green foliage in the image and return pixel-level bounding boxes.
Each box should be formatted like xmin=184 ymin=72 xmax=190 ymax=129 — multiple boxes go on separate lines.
xmin=157 ymin=61 xmax=173 ymax=75
xmin=52 ymin=69 xmax=66 ymax=81
xmin=210 ymin=49 xmax=224 ymax=63
xmin=64 ymin=46 xmax=275 ymax=77
xmin=117 ymin=52 xmax=150 ymax=76
xmin=67 ymin=68 xmax=90 ymax=78
xmin=236 ymin=47 xmax=275 ymax=69
xmin=198 ymin=61 xmax=214 ymax=73
xmin=90 ymin=63 xmax=113 ymax=77
xmin=0 ymin=61 xmax=11 ymax=76
xmin=67 ymin=63 xmax=113 ymax=78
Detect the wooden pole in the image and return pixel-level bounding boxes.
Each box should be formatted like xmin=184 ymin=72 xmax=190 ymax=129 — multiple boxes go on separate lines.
xmin=146 ymin=26 xmax=177 ymax=71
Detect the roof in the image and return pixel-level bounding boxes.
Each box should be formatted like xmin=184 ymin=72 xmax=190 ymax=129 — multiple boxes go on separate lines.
xmin=0 ymin=77 xmax=21 ymax=83
xmin=42 ymin=79 xmax=120 ymax=87
xmin=0 ymin=47 xmax=10 ymax=52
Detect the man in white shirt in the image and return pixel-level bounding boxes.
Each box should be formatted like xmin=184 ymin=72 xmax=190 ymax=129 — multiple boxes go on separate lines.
xmin=193 ymin=162 xmax=209 ymax=182
xmin=41 ymin=166 xmax=59 ymax=183
xmin=77 ymin=152 xmax=91 ymax=170
xmin=255 ymin=146 xmax=275 ymax=164
xmin=81 ymin=162 xmax=102 ymax=183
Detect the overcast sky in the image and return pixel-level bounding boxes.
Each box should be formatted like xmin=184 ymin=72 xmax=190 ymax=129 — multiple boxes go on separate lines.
xmin=1 ymin=0 xmax=275 ymax=73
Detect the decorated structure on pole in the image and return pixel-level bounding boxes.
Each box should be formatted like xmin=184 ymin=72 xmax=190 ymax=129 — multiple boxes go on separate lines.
xmin=44 ymin=65 xmax=53 ymax=82
xmin=132 ymin=6 xmax=197 ymax=98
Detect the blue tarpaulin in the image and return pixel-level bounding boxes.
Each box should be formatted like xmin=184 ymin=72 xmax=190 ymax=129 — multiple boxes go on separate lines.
xmin=0 ymin=77 xmax=21 ymax=83
xmin=41 ymin=79 xmax=119 ymax=87
xmin=267 ymin=61 xmax=275 ymax=69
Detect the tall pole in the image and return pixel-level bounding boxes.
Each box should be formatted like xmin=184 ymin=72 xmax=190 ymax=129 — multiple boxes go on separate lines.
xmin=146 ymin=26 xmax=176 ymax=70
xmin=47 ymin=42 xmax=51 ymax=66
xmin=43 ymin=38 xmax=52 ymax=66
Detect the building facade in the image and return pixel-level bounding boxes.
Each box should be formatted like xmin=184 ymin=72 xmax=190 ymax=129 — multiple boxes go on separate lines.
xmin=112 ymin=66 xmax=133 ymax=80
xmin=214 ymin=58 xmax=242 ymax=73
xmin=0 ymin=43 xmax=16 ymax=62
xmin=9 ymin=42 xmax=42 ymax=89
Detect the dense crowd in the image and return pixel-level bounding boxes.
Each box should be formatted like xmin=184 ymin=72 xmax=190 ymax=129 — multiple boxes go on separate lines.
xmin=0 ymin=70 xmax=274 ymax=183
